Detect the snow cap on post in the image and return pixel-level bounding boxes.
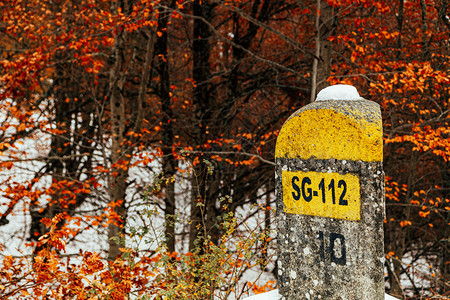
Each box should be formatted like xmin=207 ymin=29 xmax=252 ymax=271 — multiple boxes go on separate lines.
xmin=316 ymin=84 xmax=362 ymax=101
xmin=275 ymin=84 xmax=385 ymax=299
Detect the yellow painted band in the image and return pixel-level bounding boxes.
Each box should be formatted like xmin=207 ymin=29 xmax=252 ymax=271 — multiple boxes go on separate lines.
xmin=275 ymin=101 xmax=382 ymax=162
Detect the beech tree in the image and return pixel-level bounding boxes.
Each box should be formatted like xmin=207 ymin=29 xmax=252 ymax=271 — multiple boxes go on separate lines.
xmin=0 ymin=0 xmax=448 ymax=298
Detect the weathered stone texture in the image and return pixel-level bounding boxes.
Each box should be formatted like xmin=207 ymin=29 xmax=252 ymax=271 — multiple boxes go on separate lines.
xmin=276 ymin=98 xmax=385 ymax=299
xmin=276 ymin=158 xmax=384 ymax=299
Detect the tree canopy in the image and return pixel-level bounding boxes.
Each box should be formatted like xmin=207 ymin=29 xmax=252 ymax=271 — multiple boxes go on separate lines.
xmin=0 ymin=0 xmax=448 ymax=298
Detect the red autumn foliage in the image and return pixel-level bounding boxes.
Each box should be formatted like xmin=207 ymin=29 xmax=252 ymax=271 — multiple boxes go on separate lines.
xmin=0 ymin=0 xmax=448 ymax=298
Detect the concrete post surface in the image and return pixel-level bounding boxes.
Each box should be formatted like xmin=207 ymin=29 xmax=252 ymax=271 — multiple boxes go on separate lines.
xmin=275 ymin=91 xmax=385 ymax=299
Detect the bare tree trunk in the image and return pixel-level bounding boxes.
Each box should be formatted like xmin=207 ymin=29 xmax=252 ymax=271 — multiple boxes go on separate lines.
xmin=107 ymin=26 xmax=157 ymax=260
xmin=440 ymin=165 xmax=450 ymax=294
xmin=419 ymin=0 xmax=430 ymax=59
xmin=189 ymin=0 xmax=215 ymax=252
xmin=106 ymin=0 xmax=158 ymax=260
xmin=396 ymin=0 xmax=404 ymax=50
xmin=108 ymin=22 xmax=127 ymax=260
xmin=388 ymin=153 xmax=418 ymax=297
xmin=156 ymin=1 xmax=177 ymax=253
xmin=311 ymin=0 xmax=335 ymax=102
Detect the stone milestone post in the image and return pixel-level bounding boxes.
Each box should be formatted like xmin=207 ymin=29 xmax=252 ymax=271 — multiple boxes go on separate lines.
xmin=275 ymin=85 xmax=385 ymax=299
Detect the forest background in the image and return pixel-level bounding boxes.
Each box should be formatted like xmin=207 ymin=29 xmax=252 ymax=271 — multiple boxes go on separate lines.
xmin=0 ymin=0 xmax=448 ymax=299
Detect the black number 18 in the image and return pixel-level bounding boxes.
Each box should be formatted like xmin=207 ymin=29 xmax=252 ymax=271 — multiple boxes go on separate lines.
xmin=318 ymin=231 xmax=346 ymax=265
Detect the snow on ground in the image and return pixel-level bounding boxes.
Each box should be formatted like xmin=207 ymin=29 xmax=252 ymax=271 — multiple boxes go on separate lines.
xmin=244 ymin=289 xmax=279 ymax=300
xmin=244 ymin=289 xmax=399 ymax=300
xmin=315 ymin=84 xmax=363 ymax=101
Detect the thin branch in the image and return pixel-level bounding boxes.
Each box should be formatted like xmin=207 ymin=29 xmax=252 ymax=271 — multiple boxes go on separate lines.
xmin=213 ymin=1 xmax=316 ymax=58
xmin=173 ymin=9 xmax=303 ymax=76
xmin=0 ymin=153 xmax=91 ymax=163
xmin=182 ymin=150 xmax=275 ymax=166
xmin=311 ymin=0 xmax=321 ymax=102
